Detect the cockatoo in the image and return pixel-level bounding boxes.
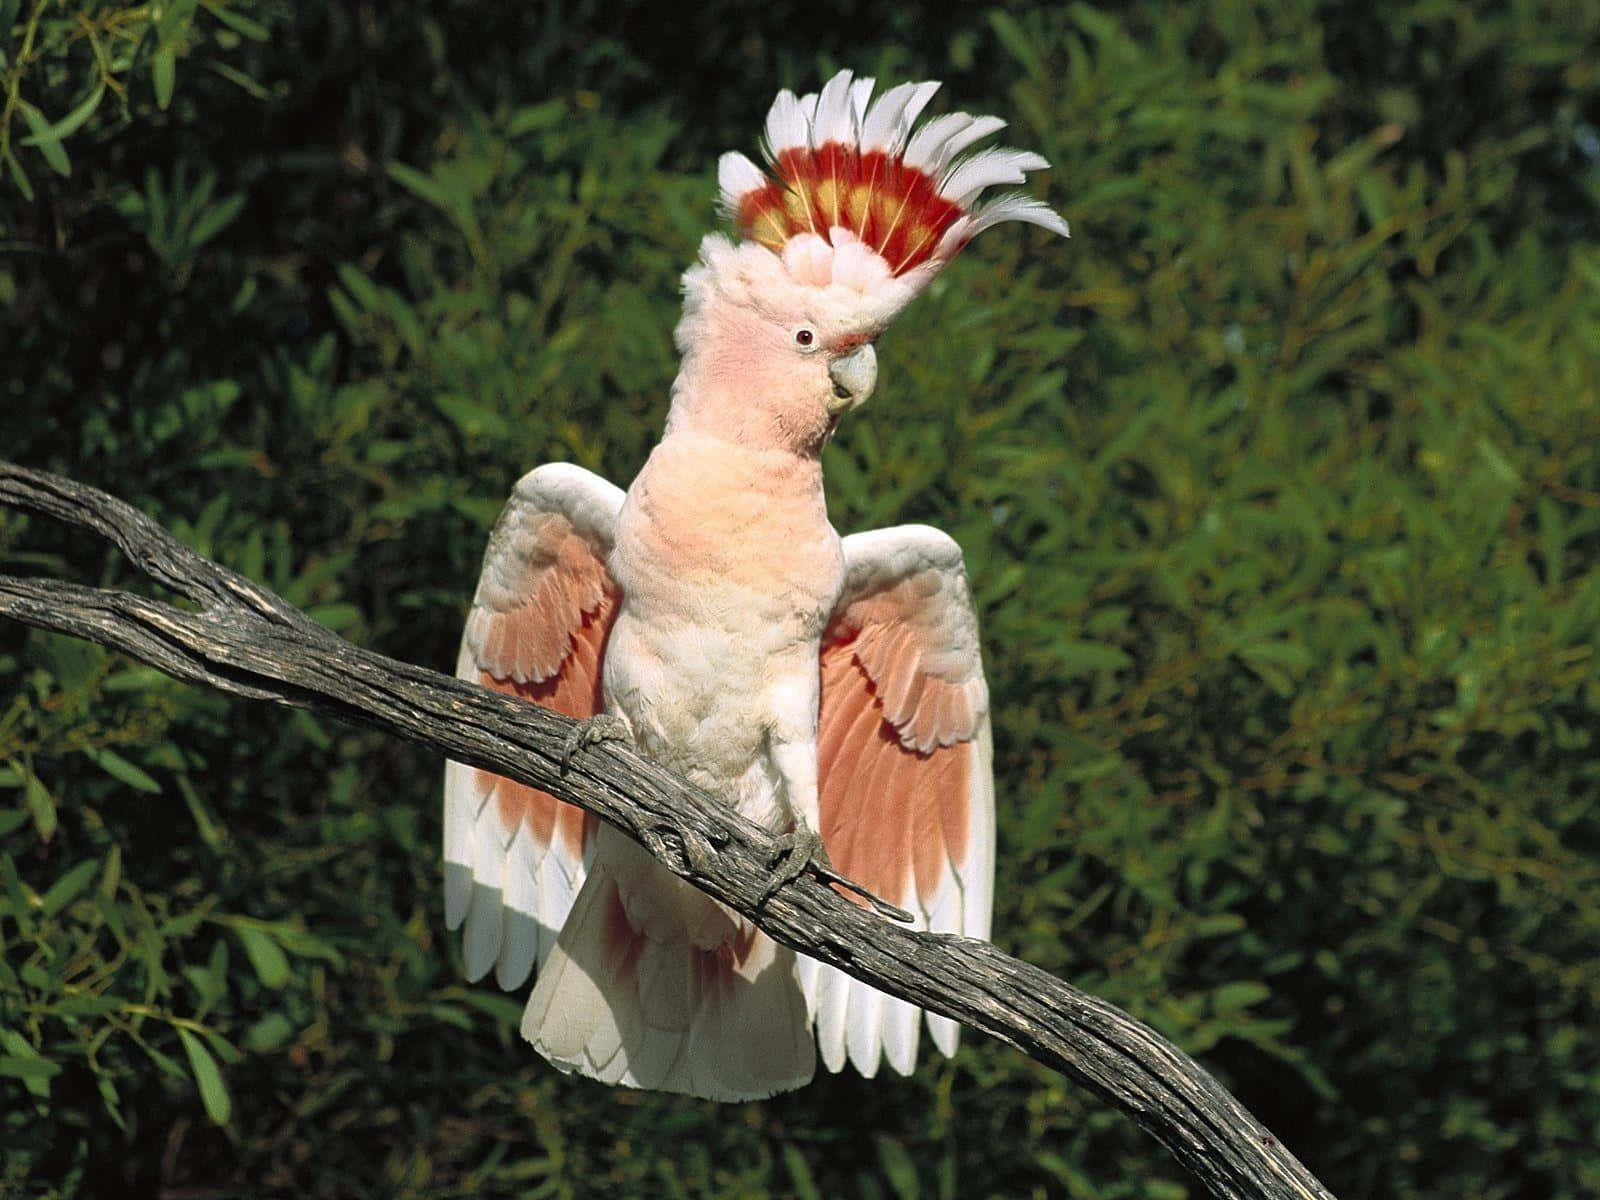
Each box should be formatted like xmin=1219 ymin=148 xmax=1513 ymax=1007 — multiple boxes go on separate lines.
xmin=443 ymin=70 xmax=1067 ymax=1100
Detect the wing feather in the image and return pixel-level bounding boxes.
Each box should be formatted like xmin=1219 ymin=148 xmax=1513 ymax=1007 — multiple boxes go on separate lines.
xmin=443 ymin=463 xmax=624 ymax=991
xmin=810 ymin=524 xmax=995 ymax=1077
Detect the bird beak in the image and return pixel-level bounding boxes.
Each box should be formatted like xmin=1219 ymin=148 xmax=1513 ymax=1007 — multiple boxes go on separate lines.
xmin=827 ymin=343 xmax=877 ymax=414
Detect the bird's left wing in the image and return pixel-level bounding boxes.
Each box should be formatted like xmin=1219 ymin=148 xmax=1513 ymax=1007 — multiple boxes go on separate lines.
xmin=443 ymin=463 xmax=624 ymax=992
xmin=806 ymin=525 xmax=995 ymax=1078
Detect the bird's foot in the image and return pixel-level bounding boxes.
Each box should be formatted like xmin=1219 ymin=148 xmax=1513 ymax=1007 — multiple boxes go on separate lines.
xmin=761 ymin=822 xmax=914 ymax=924
xmin=560 ymin=713 xmax=632 ymax=774
xmin=763 ymin=823 xmax=833 ymax=900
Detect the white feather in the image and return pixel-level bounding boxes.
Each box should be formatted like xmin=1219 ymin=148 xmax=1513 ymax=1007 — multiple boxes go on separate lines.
xmin=939 ymin=147 xmax=1050 ymax=206
xmin=963 ymin=715 xmax=997 ymax=942
xmin=762 ymin=88 xmax=809 ymax=157
xmin=811 ymin=70 xmax=856 ymax=147
xmin=932 ymin=214 xmax=976 ymax=262
xmin=441 ymin=761 xmax=482 ymax=931
xmin=821 ymin=523 xmax=1000 ymax=1075
xmin=462 ymin=801 xmax=510 ymax=981
xmin=880 ymin=993 xmax=921 ymax=1075
xmin=897 ymin=81 xmax=943 ymax=145
xmin=925 ymin=873 xmax=965 ymax=943
xmin=969 ymin=193 xmax=1071 ymax=239
xmin=795 ymin=951 xmax=822 ymax=1012
xmin=447 ymin=461 xmax=619 ymax=989
xmin=495 ymin=820 xmax=541 ymax=990
xmin=717 ymin=151 xmax=766 ymax=211
xmin=443 ymin=639 xmax=488 ymax=930
xmin=904 ymin=112 xmax=978 ymax=172
xmin=815 ymin=963 xmax=850 ymax=1072
xmin=621 ymin=1025 xmax=686 ymax=1091
xmin=848 ymin=76 xmax=875 ymax=138
xmin=585 ymin=983 xmax=629 ymax=1079
xmin=845 ymin=977 xmax=884 ymax=1078
xmin=859 ymin=80 xmax=925 ymax=153
xmin=521 ymin=875 xmax=607 ymax=1058
xmin=941 ymin=114 xmax=1008 ymax=162
xmin=536 ymin=841 xmax=579 ymax=970
xmin=927 ymin=1011 xmax=961 ymax=1057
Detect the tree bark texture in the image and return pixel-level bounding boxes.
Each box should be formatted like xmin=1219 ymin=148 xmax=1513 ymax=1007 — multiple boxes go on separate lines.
xmin=0 ymin=460 xmax=1337 ymax=1200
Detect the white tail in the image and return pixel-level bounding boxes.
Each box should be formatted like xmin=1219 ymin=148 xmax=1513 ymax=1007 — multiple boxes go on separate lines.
xmin=520 ymin=854 xmax=816 ymax=1100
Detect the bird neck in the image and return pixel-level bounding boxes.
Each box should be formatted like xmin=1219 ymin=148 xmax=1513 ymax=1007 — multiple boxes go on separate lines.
xmin=663 ymin=361 xmax=831 ymax=459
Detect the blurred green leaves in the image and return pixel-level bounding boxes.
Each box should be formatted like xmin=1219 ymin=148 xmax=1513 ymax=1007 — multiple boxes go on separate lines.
xmin=116 ymin=163 xmax=247 ymax=279
xmin=1 ymin=1 xmax=275 ymax=202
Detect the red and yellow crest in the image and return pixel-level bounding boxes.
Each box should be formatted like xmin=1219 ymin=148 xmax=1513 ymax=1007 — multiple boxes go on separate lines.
xmin=718 ymin=72 xmax=1067 ymax=283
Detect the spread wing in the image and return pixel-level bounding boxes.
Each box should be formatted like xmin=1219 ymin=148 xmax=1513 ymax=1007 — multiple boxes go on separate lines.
xmin=442 ymin=463 xmax=625 ymax=991
xmin=804 ymin=525 xmax=995 ymax=1078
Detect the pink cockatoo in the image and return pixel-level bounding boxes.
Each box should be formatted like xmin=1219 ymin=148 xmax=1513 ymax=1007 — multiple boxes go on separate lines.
xmin=443 ymin=70 xmax=1067 ymax=1100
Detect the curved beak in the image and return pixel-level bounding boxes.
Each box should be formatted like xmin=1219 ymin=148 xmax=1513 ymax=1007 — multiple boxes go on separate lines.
xmin=827 ymin=343 xmax=877 ymax=414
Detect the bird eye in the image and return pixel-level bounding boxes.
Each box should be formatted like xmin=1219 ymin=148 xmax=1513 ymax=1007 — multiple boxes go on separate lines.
xmin=795 ymin=328 xmax=815 ymax=347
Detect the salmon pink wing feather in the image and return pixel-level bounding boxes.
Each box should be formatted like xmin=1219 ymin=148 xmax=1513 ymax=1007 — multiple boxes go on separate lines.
xmin=806 ymin=525 xmax=996 ymax=1077
xmin=442 ymin=464 xmax=625 ymax=991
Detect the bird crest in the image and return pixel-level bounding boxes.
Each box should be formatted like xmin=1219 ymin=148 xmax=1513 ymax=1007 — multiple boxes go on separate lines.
xmin=717 ymin=70 xmax=1068 ymax=296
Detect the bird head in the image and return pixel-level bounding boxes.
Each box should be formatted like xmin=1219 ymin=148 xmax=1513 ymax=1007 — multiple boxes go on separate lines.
xmin=669 ymin=70 xmax=1068 ymax=455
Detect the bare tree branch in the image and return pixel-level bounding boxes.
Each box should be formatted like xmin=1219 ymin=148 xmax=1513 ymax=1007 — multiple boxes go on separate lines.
xmin=0 ymin=460 xmax=1337 ymax=1200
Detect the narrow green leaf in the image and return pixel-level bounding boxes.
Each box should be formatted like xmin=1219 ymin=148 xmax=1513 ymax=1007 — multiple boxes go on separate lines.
xmin=875 ymin=1136 xmax=921 ymax=1200
xmin=1213 ymin=981 xmax=1272 ymax=1013
xmin=40 ymin=859 xmax=99 ymax=915
xmin=334 ymin=262 xmax=385 ymax=313
xmin=98 ymin=1073 xmax=128 ymax=1131
xmin=83 ymin=747 xmax=161 ymax=793
xmin=140 ymin=1040 xmax=188 ymax=1081
xmin=203 ymin=2 xmax=270 ymax=40
xmin=16 ymin=100 xmax=70 ymax=176
xmin=0 ymin=853 xmax=35 ymax=919
xmin=177 ymin=1028 xmax=231 ymax=1124
xmin=0 ymin=1031 xmax=57 ymax=1099
xmin=154 ymin=47 xmax=177 ymax=110
xmin=269 ymin=924 xmax=345 ymax=967
xmin=202 ymin=1028 xmax=242 ymax=1066
xmin=206 ymin=60 xmax=270 ymax=100
xmin=782 ymin=1145 xmax=824 ymax=1200
xmin=187 ymin=193 xmax=245 ymax=250
xmin=459 ymin=992 xmax=524 ymax=1026
xmin=507 ymin=100 xmax=565 ymax=137
xmin=0 ymin=1054 xmax=61 ymax=1081
xmin=24 ymin=769 xmax=56 ymax=841
xmin=988 ymin=11 xmax=1043 ymax=80
xmin=243 ymin=1012 xmax=295 ymax=1053
xmin=102 ymin=666 xmax=173 ymax=693
xmin=385 ymin=161 xmax=454 ymax=213
xmin=1051 ymin=640 xmax=1133 ymax=674
xmin=175 ymin=774 xmax=224 ymax=849
xmin=3 ymin=146 xmax=34 ymax=201
xmin=20 ymin=81 xmax=105 ymax=148
xmin=235 ymin=925 xmax=290 ymax=989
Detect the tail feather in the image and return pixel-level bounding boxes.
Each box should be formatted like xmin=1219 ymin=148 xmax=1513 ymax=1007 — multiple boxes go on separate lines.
xmin=521 ymin=861 xmax=815 ymax=1100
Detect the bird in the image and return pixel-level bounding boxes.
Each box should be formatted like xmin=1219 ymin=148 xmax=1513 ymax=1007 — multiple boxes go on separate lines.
xmin=442 ymin=69 xmax=1067 ymax=1100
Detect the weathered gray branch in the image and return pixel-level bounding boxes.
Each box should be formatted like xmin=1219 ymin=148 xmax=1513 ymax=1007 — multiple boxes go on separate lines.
xmin=0 ymin=460 xmax=1336 ymax=1200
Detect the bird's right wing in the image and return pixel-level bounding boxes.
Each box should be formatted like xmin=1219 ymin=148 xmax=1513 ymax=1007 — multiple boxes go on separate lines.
xmin=443 ymin=463 xmax=624 ymax=991
xmin=807 ymin=524 xmax=995 ymax=1078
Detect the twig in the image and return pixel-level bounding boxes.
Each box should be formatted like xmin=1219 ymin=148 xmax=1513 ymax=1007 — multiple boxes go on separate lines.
xmin=0 ymin=459 xmax=1337 ymax=1200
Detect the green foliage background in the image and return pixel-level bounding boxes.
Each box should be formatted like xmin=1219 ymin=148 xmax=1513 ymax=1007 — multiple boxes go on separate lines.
xmin=3 ymin=1 xmax=1598 ymax=1196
